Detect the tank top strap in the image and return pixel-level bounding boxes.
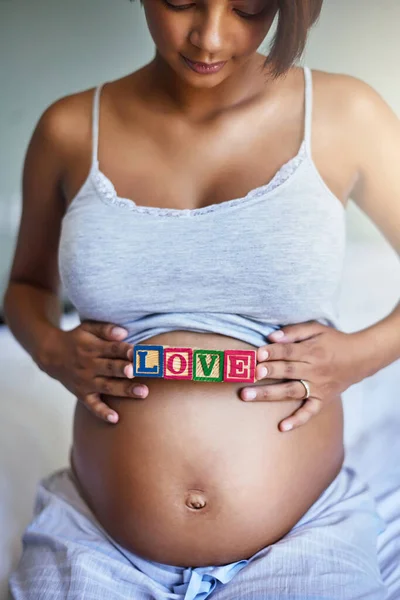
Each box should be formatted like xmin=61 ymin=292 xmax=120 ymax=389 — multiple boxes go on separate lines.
xmin=303 ymin=65 xmax=313 ymax=156
xmin=91 ymin=83 xmax=105 ymax=167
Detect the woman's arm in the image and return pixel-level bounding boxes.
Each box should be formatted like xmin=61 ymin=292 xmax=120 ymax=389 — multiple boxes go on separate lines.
xmin=344 ymin=74 xmax=400 ymax=377
xmin=242 ymin=74 xmax=400 ymax=430
xmin=4 ymin=97 xmax=144 ymax=422
xmin=3 ymin=103 xmax=67 ymax=370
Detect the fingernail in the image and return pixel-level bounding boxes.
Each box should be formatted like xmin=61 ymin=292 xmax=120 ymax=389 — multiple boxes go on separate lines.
xmin=259 ymin=350 xmax=269 ymax=361
xmin=243 ymin=390 xmax=257 ymax=401
xmin=133 ymin=385 xmax=145 ymax=396
xmin=257 ymin=366 xmax=268 ymax=379
xmin=124 ymin=365 xmax=134 ymax=379
xmin=107 ymin=413 xmax=118 ymax=423
xmin=112 ymin=327 xmax=127 ymax=338
xmin=281 ymin=422 xmax=293 ymax=431
xmin=271 ymin=330 xmax=284 ymax=339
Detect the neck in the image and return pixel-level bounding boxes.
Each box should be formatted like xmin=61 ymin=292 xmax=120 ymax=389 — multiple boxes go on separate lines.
xmin=144 ymin=51 xmax=272 ymax=121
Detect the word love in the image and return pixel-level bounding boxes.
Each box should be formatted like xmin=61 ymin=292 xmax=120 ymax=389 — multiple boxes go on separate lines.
xmin=132 ymin=344 xmax=257 ymax=383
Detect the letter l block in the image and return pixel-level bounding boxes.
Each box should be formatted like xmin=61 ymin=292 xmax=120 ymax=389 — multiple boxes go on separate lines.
xmin=133 ymin=344 xmax=164 ymax=377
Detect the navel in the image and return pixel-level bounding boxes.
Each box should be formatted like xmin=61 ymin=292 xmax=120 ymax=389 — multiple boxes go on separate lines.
xmin=185 ymin=489 xmax=208 ymax=511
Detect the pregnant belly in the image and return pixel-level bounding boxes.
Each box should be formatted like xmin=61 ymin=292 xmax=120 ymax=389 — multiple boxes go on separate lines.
xmin=71 ymin=330 xmax=344 ymax=567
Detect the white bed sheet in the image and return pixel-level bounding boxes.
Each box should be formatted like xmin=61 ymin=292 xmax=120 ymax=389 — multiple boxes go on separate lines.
xmin=1 ymin=238 xmax=399 ymax=600
xmin=343 ymin=360 xmax=400 ymax=599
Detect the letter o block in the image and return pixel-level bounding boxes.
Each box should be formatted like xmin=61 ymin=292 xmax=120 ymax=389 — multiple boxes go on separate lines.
xmin=163 ymin=347 xmax=194 ymax=380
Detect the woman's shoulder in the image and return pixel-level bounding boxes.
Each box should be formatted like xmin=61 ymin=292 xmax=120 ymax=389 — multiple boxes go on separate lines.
xmin=310 ymin=67 xmax=384 ymax=116
xmin=272 ymin=65 xmax=376 ymax=113
xmin=32 ymin=86 xmax=96 ymax=166
xmin=307 ymin=67 xmax=391 ymax=143
xmin=40 ymin=71 xmax=144 ymax=141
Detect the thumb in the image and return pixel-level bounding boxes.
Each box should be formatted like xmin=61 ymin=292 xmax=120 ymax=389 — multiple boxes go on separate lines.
xmin=267 ymin=321 xmax=324 ymax=343
xmin=80 ymin=320 xmax=128 ymax=341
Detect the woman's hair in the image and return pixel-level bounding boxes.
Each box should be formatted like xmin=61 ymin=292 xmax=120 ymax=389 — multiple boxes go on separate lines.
xmin=267 ymin=0 xmax=323 ymax=77
xmin=130 ymin=0 xmax=323 ymax=78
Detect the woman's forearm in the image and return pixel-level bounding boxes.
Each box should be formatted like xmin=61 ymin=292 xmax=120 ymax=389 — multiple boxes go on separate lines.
xmin=351 ymin=299 xmax=400 ymax=380
xmin=3 ymin=281 xmax=64 ymax=371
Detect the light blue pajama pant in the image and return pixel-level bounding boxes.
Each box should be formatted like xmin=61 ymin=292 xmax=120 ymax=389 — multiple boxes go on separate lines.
xmin=9 ymin=464 xmax=388 ymax=600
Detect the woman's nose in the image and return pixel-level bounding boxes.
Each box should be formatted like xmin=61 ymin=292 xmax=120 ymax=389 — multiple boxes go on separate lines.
xmin=189 ymin=11 xmax=228 ymax=57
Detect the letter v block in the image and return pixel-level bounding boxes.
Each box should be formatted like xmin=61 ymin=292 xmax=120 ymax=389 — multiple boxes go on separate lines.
xmin=223 ymin=350 xmax=256 ymax=383
xmin=193 ymin=349 xmax=224 ymax=382
xmin=133 ymin=344 xmax=164 ymax=378
xmin=163 ymin=347 xmax=193 ymax=380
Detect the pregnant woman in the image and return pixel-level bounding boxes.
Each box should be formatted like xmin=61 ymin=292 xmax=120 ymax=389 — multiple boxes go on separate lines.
xmin=5 ymin=1 xmax=400 ymax=598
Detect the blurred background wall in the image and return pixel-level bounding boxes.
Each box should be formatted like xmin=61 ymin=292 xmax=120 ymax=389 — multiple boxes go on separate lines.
xmin=1 ymin=0 xmax=399 ymax=316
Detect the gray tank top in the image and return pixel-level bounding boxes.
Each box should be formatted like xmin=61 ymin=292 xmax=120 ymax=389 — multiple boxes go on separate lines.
xmin=58 ymin=66 xmax=346 ymax=347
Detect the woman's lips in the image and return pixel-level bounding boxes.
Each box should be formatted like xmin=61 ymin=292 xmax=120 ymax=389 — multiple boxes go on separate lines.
xmin=181 ymin=55 xmax=227 ymax=74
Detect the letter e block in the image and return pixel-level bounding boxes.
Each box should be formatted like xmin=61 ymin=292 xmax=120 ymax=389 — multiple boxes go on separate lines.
xmin=223 ymin=350 xmax=256 ymax=383
xmin=163 ymin=347 xmax=194 ymax=380
xmin=133 ymin=344 xmax=164 ymax=377
xmin=193 ymin=349 xmax=224 ymax=382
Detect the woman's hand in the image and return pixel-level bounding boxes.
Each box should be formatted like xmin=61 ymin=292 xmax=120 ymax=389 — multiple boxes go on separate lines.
xmin=41 ymin=320 xmax=148 ymax=423
xmin=241 ymin=320 xmax=366 ymax=432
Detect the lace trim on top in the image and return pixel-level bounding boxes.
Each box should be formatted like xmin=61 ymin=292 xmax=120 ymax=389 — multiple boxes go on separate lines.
xmin=91 ymin=141 xmax=307 ymax=218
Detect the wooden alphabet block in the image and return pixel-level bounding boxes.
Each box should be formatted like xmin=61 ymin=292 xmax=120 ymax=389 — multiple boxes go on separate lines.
xmin=132 ymin=344 xmax=257 ymax=383
xmin=163 ymin=347 xmax=194 ymax=380
xmin=223 ymin=350 xmax=256 ymax=383
xmin=192 ymin=349 xmax=224 ymax=382
xmin=133 ymin=344 xmax=164 ymax=378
